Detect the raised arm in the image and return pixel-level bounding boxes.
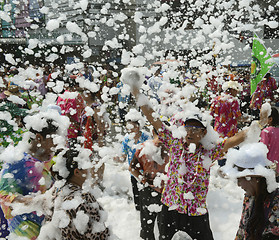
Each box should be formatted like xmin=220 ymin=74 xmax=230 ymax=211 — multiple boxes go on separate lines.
xmin=131 ymin=86 xmax=163 ymax=133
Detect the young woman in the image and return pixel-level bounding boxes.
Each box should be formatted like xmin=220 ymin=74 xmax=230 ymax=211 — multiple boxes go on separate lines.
xmin=224 ymin=143 xmax=279 ymax=240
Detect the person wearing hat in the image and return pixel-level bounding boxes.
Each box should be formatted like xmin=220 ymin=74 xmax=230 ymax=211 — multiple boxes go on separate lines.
xmin=210 ymin=80 xmax=243 ymax=139
xmin=222 ymin=143 xmax=279 ymax=239
xmin=125 ymin=69 xmax=269 ymax=240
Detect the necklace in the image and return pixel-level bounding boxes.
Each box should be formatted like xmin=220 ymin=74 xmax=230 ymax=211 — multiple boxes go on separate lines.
xmin=178 ymin=148 xmax=202 ymax=187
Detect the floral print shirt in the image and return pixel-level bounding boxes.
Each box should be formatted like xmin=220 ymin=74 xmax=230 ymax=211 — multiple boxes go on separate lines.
xmin=57 ymin=91 xmax=85 ymax=139
xmin=210 ymin=93 xmax=241 ymax=138
xmin=250 ymin=77 xmax=277 ymax=110
xmin=235 ymin=190 xmax=279 ymax=240
xmin=159 ymin=125 xmax=225 ymax=216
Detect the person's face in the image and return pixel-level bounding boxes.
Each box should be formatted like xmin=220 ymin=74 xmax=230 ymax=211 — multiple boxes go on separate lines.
xmin=184 ymin=120 xmax=206 ymax=146
xmin=228 ymin=88 xmax=238 ymax=97
xmin=35 ymin=133 xmax=57 ymax=158
xmin=237 ymin=176 xmax=260 ymax=196
xmin=126 ymin=121 xmax=140 ymax=134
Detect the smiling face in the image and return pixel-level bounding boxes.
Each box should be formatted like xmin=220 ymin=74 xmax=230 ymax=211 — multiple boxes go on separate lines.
xmin=184 ymin=119 xmax=207 ymax=146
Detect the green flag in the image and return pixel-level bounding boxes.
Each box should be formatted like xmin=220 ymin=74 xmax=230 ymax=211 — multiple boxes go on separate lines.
xmin=250 ymin=34 xmax=275 ymax=95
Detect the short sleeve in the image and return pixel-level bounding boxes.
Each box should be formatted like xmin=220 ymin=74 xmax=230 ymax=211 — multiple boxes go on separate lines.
xmin=209 ymin=140 xmax=226 ymax=161
xmin=158 ymin=124 xmax=175 ymax=151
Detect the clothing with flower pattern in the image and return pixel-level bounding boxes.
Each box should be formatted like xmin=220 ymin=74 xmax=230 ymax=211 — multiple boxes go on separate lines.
xmin=250 ymin=77 xmax=277 ymax=110
xmin=235 ymin=190 xmax=279 ymax=239
xmin=210 ymin=93 xmax=241 ymax=138
xmin=158 ymin=125 xmax=225 ymax=216
xmin=57 ymin=90 xmax=85 ymax=139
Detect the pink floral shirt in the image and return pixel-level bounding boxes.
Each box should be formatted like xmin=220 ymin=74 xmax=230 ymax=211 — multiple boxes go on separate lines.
xmin=210 ymin=93 xmax=241 ymax=138
xmin=159 ymin=125 xmax=225 ymax=216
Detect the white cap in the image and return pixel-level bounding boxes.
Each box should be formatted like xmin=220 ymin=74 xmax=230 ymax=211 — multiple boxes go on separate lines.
xmin=184 ymin=113 xmax=208 ymax=128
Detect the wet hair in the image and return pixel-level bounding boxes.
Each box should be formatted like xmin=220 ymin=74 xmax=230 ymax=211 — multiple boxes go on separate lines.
xmin=269 ymin=107 xmax=279 ymax=126
xmin=29 ymin=119 xmax=58 ymax=139
xmin=64 ymin=149 xmax=79 ymax=181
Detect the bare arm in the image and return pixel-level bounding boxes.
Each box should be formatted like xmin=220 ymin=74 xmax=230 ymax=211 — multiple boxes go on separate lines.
xmin=131 ymin=87 xmax=163 ymax=132
xmin=129 ymin=155 xmax=143 ymax=181
xmin=222 ymin=129 xmax=248 ymax=153
xmin=222 ymin=106 xmax=269 ymax=153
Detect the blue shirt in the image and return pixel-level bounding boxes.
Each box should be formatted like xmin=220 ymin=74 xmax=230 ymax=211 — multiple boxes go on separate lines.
xmin=121 ymin=131 xmax=150 ymax=165
xmin=116 ymin=82 xmax=131 ymax=104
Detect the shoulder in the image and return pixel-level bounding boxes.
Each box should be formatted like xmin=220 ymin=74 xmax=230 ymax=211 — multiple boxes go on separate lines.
xmin=141 ymin=131 xmax=150 ymax=140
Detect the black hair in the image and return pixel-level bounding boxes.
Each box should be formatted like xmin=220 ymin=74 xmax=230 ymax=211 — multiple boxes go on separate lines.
xmin=29 ymin=119 xmax=58 ymax=139
xmin=55 ymin=149 xmax=79 ymax=181
xmin=265 ymin=73 xmax=271 ymax=79
xmin=64 ymin=149 xmax=79 ymax=181
xmin=270 ymin=107 xmax=279 ymax=126
xmin=184 ymin=119 xmax=206 ymax=129
xmin=64 ymin=77 xmax=79 ymax=88
xmin=247 ymin=177 xmax=269 ymax=239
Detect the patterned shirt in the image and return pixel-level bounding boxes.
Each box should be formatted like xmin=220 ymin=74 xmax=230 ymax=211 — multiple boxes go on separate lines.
xmin=0 ymin=153 xmax=53 ymax=239
xmin=235 ymin=190 xmax=279 ymax=239
xmin=159 ymin=125 xmax=225 ymax=216
xmin=57 ymin=90 xmax=85 ymax=139
xmin=122 ymin=131 xmax=150 ymax=165
xmin=210 ymin=93 xmax=241 ymax=138
xmin=52 ymin=183 xmax=110 ymax=240
xmin=251 ymin=77 xmax=277 ymax=110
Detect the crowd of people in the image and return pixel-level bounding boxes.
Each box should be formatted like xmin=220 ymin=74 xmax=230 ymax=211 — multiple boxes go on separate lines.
xmin=0 ymin=62 xmax=278 ymax=240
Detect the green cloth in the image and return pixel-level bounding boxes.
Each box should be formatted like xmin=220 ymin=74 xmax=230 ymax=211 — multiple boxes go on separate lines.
xmin=250 ymin=34 xmax=276 ymax=95
xmin=0 ymin=101 xmax=28 ymax=135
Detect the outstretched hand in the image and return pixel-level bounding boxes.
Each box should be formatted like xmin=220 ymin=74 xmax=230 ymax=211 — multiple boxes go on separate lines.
xmin=259 ymin=103 xmax=271 ymax=127
xmin=120 ymin=68 xmax=144 ymax=95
